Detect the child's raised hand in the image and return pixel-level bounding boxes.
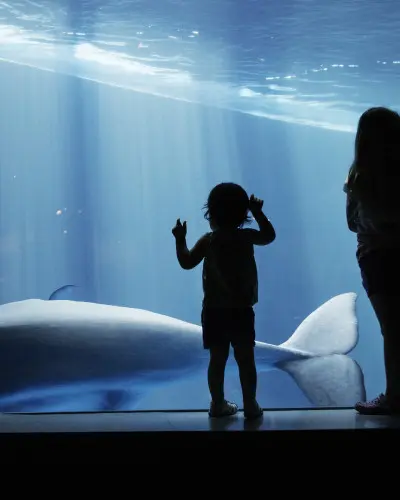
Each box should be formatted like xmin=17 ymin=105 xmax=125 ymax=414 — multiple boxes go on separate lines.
xmin=172 ymin=218 xmax=187 ymax=240
xmin=249 ymin=194 xmax=264 ymax=215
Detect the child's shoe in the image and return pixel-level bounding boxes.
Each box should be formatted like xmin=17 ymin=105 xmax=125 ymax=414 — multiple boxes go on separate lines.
xmin=209 ymin=400 xmax=238 ymax=418
xmin=244 ymin=400 xmax=263 ymax=419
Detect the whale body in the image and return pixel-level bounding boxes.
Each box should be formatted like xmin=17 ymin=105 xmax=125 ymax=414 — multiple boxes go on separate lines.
xmin=0 ymin=292 xmax=365 ymax=412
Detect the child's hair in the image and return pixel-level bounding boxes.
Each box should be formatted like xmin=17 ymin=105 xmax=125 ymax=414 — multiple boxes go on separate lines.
xmin=203 ymin=182 xmax=252 ymax=229
xmin=348 ymin=107 xmax=400 ymax=209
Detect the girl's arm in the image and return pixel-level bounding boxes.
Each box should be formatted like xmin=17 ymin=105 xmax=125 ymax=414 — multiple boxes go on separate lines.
xmin=344 ymin=177 xmax=359 ymax=233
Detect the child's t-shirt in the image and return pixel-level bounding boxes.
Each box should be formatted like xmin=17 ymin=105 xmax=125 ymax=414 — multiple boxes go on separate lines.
xmin=202 ymin=229 xmax=258 ymax=308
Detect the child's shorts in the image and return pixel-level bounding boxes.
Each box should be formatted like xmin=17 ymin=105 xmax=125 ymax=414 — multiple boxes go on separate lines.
xmin=359 ymin=248 xmax=400 ymax=297
xmin=201 ymin=306 xmax=256 ymax=350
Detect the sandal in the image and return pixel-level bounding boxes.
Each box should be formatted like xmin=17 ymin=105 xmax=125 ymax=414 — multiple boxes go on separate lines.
xmin=244 ymin=400 xmax=263 ymax=420
xmin=209 ymin=400 xmax=239 ymax=418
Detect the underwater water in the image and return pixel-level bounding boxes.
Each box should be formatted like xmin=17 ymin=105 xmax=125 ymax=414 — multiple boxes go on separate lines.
xmin=0 ymin=0 xmax=399 ymax=412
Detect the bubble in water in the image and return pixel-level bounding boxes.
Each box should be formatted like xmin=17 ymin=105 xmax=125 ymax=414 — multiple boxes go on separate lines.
xmin=63 ymin=230 xmax=68 ymax=234
xmin=56 ymin=210 xmax=62 ymax=216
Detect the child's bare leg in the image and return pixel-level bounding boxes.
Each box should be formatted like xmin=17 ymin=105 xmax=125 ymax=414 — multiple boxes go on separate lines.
xmin=208 ymin=344 xmax=230 ymax=404
xmin=233 ymin=345 xmax=257 ymax=403
xmin=208 ymin=344 xmax=238 ymax=417
xmin=234 ymin=345 xmax=263 ymax=418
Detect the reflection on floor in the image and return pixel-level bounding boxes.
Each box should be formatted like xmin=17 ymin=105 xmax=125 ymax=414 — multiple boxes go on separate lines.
xmin=1 ymin=408 xmax=399 ymax=463
xmin=2 ymin=408 xmax=400 ymax=433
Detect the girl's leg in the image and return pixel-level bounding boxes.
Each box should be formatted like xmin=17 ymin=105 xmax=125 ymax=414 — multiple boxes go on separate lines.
xmin=370 ymin=294 xmax=400 ymax=403
xmin=356 ymin=294 xmax=400 ymax=414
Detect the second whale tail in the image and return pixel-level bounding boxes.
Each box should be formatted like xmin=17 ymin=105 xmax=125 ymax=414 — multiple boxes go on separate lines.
xmin=278 ymin=292 xmax=365 ymax=406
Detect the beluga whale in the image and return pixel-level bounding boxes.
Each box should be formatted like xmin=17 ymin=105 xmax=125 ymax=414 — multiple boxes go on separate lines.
xmin=0 ymin=290 xmax=365 ymax=412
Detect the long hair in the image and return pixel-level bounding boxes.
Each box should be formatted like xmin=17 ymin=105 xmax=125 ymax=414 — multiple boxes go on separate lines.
xmin=347 ymin=107 xmax=400 ymax=211
xmin=203 ymin=182 xmax=252 ymax=229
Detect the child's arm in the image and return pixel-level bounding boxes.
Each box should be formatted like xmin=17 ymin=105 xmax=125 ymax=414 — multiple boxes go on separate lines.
xmin=243 ymin=195 xmax=276 ymax=246
xmin=175 ymin=235 xmax=209 ymax=270
xmin=172 ymin=219 xmax=209 ymax=270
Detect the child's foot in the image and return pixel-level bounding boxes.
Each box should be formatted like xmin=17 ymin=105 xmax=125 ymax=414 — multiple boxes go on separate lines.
xmin=208 ymin=400 xmax=238 ymax=418
xmin=355 ymin=393 xmax=400 ymax=415
xmin=244 ymin=400 xmax=263 ymax=419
